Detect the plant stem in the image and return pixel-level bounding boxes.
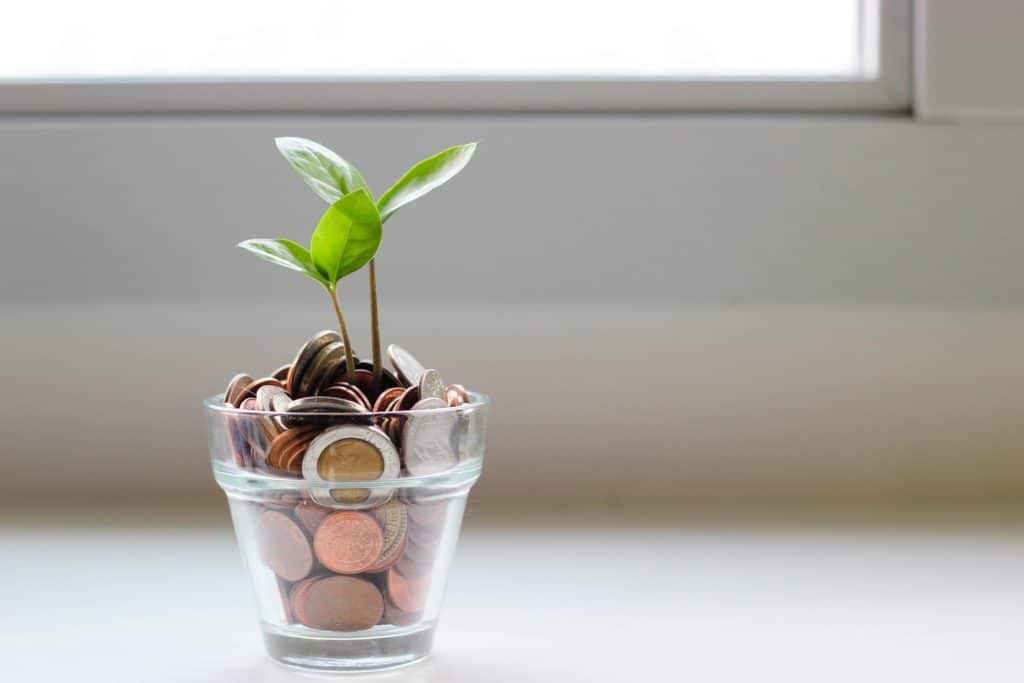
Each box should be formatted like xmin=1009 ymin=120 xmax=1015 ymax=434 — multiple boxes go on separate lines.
xmin=326 ymin=285 xmax=357 ymax=384
xmin=368 ymin=258 xmax=383 ymax=393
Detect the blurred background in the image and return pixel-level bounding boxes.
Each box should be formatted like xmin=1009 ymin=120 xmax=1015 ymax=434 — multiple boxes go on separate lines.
xmin=2 ymin=1 xmax=1023 ymax=680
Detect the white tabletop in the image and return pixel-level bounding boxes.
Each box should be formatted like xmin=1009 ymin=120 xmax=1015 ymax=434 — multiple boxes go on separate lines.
xmin=3 ymin=505 xmax=1022 ymax=682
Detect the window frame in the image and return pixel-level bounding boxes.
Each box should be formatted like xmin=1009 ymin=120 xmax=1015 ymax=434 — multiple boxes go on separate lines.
xmin=0 ymin=0 xmax=911 ymax=115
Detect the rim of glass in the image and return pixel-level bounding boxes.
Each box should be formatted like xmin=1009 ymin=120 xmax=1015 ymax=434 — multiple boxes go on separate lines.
xmin=204 ymin=390 xmax=489 ymax=418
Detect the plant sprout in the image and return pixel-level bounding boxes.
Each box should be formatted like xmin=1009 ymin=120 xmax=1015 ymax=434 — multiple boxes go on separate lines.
xmin=268 ymin=137 xmax=477 ymax=389
xmin=238 ymin=188 xmax=382 ymax=384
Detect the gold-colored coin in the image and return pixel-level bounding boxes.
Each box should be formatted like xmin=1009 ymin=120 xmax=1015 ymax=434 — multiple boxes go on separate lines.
xmin=317 ymin=438 xmax=386 ymax=481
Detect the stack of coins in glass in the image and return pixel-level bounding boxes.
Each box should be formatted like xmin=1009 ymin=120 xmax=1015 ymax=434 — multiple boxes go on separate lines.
xmin=220 ymin=331 xmax=478 ymax=630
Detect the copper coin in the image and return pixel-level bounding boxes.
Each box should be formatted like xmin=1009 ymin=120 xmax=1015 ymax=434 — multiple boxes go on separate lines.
xmin=294 ymin=502 xmax=331 ymax=535
xmin=286 ymin=330 xmax=341 ymax=396
xmin=387 ymin=566 xmax=429 ymax=613
xmin=271 ymin=363 xmax=291 ymax=382
xmin=322 ymin=382 xmax=372 ymax=410
xmin=238 ymin=376 xmax=285 ymax=403
xmin=283 ymin=437 xmax=312 ymax=472
xmin=225 ymin=373 xmax=254 ymax=406
xmin=298 ymin=341 xmax=348 ymax=397
xmin=351 ymin=369 xmax=378 ymax=399
xmin=257 ymin=510 xmax=314 ymax=582
xmin=445 ymin=384 xmax=470 ymax=407
xmin=294 ymin=575 xmax=384 ymax=632
xmin=267 ymin=427 xmax=319 ymax=471
xmin=373 ymin=387 xmax=405 ymax=413
xmin=396 ymin=386 xmax=421 ymax=411
xmin=365 ymin=501 xmax=409 ymax=573
xmin=288 ymin=574 xmax=323 ymax=625
xmin=313 ymin=511 xmax=385 ymax=574
xmin=383 ymin=598 xmax=421 ymax=626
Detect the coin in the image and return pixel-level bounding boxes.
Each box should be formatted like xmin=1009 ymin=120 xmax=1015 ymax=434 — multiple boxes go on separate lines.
xmin=237 ymin=376 xmax=285 ymax=403
xmin=287 ymin=574 xmax=322 ymax=624
xmin=372 ymin=387 xmax=404 ymax=413
xmin=257 ymin=510 xmax=314 ymax=582
xmin=303 ymin=425 xmax=400 ymax=507
xmin=267 ymin=427 xmax=319 ymax=472
xmin=396 ymin=386 xmax=421 ymax=411
xmin=387 ymin=344 xmax=426 ymax=387
xmin=419 ymin=369 xmax=446 ymax=401
xmin=403 ymin=398 xmax=458 ymax=475
xmin=302 ymin=425 xmax=400 ymax=483
xmin=286 ymin=330 xmax=341 ymax=396
xmin=352 ymin=369 xmax=378 ymax=401
xmin=445 ymin=384 xmax=470 ymax=407
xmin=225 ymin=373 xmax=254 ymax=407
xmin=294 ymin=502 xmax=331 ymax=535
xmin=256 ymin=385 xmax=290 ymax=439
xmin=313 ymin=511 xmax=385 ymax=574
xmin=357 ymin=360 xmax=402 ymax=390
xmin=297 ymin=340 xmax=348 ymax=397
xmin=365 ymin=501 xmax=409 ymax=573
xmin=386 ymin=566 xmax=429 ymax=613
xmin=281 ymin=395 xmax=366 ymax=428
xmin=293 ymin=575 xmax=384 ymax=632
xmin=322 ymin=382 xmax=372 ymax=410
xmin=383 ymin=598 xmax=420 ymax=626
xmin=271 ymin=364 xmax=291 ymax=382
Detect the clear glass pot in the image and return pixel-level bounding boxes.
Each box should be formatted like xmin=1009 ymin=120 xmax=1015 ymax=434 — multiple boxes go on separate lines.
xmin=204 ymin=393 xmax=488 ymax=672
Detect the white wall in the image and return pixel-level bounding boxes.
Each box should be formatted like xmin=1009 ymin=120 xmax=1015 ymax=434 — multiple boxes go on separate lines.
xmin=2 ymin=116 xmax=1023 ymax=508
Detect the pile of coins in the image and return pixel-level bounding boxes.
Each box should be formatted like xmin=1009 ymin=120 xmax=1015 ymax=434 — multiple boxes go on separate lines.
xmin=221 ymin=331 xmax=480 ymax=632
xmin=256 ymin=493 xmax=447 ymax=631
xmin=222 ymin=331 xmax=474 ymax=481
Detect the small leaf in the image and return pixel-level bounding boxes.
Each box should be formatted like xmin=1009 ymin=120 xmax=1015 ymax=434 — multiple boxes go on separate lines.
xmin=275 ymin=137 xmax=370 ymax=204
xmin=310 ymin=189 xmax=382 ymax=285
xmin=377 ymin=143 xmax=477 ymax=222
xmin=238 ymin=238 xmax=327 ymax=284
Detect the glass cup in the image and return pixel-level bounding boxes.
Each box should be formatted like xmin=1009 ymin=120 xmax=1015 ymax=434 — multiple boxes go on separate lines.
xmin=204 ymin=392 xmax=488 ymax=672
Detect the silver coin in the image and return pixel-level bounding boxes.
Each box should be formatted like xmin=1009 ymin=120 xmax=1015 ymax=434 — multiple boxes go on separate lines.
xmin=387 ymin=344 xmax=426 ymax=387
xmin=255 ymin=384 xmax=288 ymax=412
xmin=255 ymin=385 xmax=290 ymax=438
xmin=403 ymin=397 xmax=458 ymax=476
xmin=303 ymin=424 xmax=400 ymax=508
xmin=419 ymin=369 xmax=446 ymax=401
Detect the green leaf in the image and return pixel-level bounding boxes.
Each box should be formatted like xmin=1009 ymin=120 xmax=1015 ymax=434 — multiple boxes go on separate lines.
xmin=377 ymin=143 xmax=477 ymax=222
xmin=310 ymin=189 xmax=382 ymax=285
xmin=275 ymin=137 xmax=370 ymax=204
xmin=237 ymin=238 xmax=328 ymax=285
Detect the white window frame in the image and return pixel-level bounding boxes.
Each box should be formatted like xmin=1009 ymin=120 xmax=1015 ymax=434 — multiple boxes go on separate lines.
xmin=0 ymin=0 xmax=911 ymax=115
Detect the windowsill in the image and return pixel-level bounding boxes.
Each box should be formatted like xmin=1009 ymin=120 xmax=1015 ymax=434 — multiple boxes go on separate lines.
xmin=5 ymin=503 xmax=1022 ymax=681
